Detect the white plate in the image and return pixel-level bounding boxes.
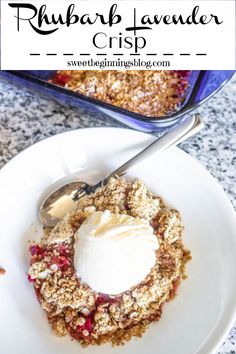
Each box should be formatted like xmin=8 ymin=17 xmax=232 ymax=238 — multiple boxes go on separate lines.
xmin=0 ymin=127 xmax=236 ymax=354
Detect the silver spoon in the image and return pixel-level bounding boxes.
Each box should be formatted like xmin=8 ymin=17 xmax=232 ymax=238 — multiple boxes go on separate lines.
xmin=40 ymin=114 xmax=203 ymax=227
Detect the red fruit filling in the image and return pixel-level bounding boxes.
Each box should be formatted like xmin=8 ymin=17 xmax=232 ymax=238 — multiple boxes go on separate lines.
xmin=96 ymin=294 xmax=118 ymax=306
xmin=95 ymin=295 xmax=110 ymax=306
xmin=75 ymin=316 xmax=93 ymax=337
xmin=56 ymin=244 xmax=70 ymax=256
xmin=50 ymin=255 xmax=70 ymax=270
xmin=84 ymin=317 xmax=93 ymax=332
xmin=52 ymin=73 xmax=70 ymax=86
xmin=27 ymin=274 xmax=35 ymax=282
xmin=29 ymin=244 xmax=44 ymax=256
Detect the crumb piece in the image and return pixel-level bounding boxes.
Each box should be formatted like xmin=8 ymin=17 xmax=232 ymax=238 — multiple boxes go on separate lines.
xmin=28 ymin=261 xmax=51 ymax=280
xmin=51 ymin=318 xmax=68 ymax=336
xmin=0 ymin=267 xmax=6 ymax=276
xmin=157 ymin=210 xmax=183 ymax=243
xmin=44 ymin=215 xmax=74 ymax=245
xmin=40 ymin=274 xmax=95 ymax=310
xmin=127 ymin=180 xmax=160 ymax=220
xmin=77 ymin=177 xmax=129 ymax=214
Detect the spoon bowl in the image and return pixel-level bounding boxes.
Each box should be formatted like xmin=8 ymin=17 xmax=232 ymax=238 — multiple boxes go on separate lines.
xmin=39 ymin=182 xmax=87 ymax=227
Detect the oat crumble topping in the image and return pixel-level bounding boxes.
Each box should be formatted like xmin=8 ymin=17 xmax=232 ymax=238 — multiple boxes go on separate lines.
xmin=28 ymin=177 xmax=191 ymax=346
xmin=50 ymin=70 xmax=191 ymax=118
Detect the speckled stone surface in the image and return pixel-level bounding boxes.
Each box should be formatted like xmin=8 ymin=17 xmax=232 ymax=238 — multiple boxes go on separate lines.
xmin=0 ymin=74 xmax=235 ymax=353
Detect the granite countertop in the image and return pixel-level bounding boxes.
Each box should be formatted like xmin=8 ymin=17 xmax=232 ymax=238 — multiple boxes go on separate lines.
xmin=0 ymin=74 xmax=235 ymax=353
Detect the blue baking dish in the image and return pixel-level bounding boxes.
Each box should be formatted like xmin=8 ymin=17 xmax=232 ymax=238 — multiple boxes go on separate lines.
xmin=0 ymin=70 xmax=234 ymax=132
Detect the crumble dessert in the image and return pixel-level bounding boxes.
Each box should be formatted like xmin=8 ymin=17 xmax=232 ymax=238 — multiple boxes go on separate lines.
xmin=28 ymin=177 xmax=191 ymax=346
xmin=50 ymin=70 xmax=191 ymax=117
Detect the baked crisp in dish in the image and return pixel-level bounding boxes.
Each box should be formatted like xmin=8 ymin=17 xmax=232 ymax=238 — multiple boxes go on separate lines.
xmin=50 ymin=70 xmax=191 ymax=118
xmin=28 ymin=178 xmax=191 ymax=346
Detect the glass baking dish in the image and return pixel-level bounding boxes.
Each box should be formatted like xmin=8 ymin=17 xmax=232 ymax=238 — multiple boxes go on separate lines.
xmin=0 ymin=70 xmax=234 ymax=132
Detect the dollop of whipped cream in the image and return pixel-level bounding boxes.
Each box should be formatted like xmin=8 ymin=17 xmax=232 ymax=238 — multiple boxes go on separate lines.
xmin=74 ymin=209 xmax=159 ymax=295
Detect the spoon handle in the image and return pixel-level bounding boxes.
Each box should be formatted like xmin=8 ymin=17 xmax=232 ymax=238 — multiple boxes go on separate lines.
xmin=90 ymin=114 xmax=203 ymax=192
